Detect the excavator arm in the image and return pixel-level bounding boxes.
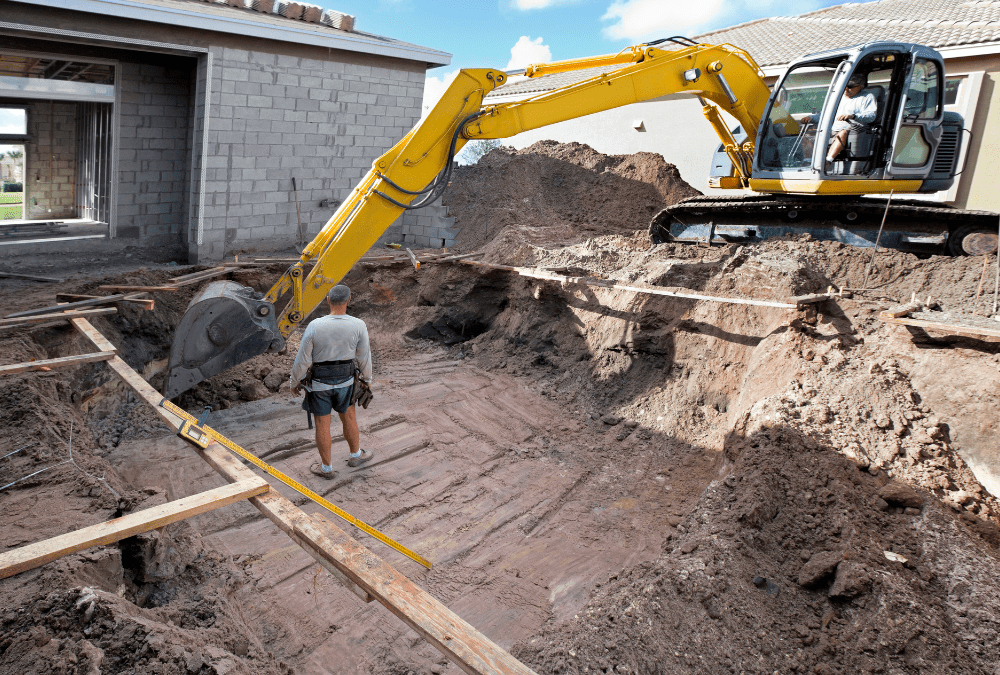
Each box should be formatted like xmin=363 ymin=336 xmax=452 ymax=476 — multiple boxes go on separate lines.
xmin=164 ymin=40 xmax=772 ymax=398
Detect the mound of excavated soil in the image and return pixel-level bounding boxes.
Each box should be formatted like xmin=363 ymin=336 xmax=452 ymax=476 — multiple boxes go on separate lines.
xmin=445 ymin=141 xmax=700 ymax=255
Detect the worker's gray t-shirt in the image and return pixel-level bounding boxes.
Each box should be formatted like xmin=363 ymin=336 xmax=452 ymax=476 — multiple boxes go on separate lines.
xmin=289 ymin=314 xmax=372 ymax=391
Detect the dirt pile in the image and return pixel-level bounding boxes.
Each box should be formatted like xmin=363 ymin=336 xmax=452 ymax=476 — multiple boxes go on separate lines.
xmin=445 ymin=141 xmax=700 ymax=254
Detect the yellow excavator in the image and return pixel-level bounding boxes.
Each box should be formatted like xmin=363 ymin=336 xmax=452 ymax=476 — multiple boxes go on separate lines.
xmin=165 ymin=37 xmax=987 ymax=397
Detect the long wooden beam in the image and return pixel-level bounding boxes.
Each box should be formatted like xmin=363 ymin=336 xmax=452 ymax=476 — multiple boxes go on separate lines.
xmin=459 ymin=259 xmax=800 ymax=309
xmin=71 ymin=318 xmax=539 ymax=675
xmin=0 ymin=350 xmax=115 ymax=375
xmin=0 ymin=477 xmax=269 ymax=579
xmin=96 ymin=285 xmax=178 ymax=292
xmin=883 ymin=315 xmax=1000 ymax=339
xmin=55 ymin=293 xmax=154 ymax=310
xmin=6 ymin=294 xmax=128 ymax=318
xmin=0 ymin=307 xmax=117 ymax=326
xmin=301 ymin=513 xmax=538 ymax=675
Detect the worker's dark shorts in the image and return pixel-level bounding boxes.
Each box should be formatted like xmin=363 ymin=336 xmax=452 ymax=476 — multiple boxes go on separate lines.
xmin=302 ymin=384 xmax=354 ymax=416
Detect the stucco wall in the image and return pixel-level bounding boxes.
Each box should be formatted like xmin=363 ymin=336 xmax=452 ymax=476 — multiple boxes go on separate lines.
xmin=943 ymin=53 xmax=1000 ymax=213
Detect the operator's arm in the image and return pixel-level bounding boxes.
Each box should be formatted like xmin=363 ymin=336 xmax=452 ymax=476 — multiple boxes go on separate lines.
xmin=355 ymin=322 xmax=372 ymax=384
xmin=852 ymin=93 xmax=877 ymax=124
xmin=289 ymin=323 xmax=316 ymax=389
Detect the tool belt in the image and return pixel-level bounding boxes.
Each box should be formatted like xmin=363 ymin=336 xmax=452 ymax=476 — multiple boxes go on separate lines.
xmin=351 ymin=368 xmax=374 ymax=409
xmin=308 ymin=359 xmax=355 ymax=386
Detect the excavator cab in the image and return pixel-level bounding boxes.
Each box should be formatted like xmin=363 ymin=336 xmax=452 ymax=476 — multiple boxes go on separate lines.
xmin=752 ymin=42 xmax=962 ymax=194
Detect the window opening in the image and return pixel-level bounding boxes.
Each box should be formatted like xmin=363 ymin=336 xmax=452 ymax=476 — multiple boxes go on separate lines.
xmin=0 ymin=107 xmax=27 ymax=221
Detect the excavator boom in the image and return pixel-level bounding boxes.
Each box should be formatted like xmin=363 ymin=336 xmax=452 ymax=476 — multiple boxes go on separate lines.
xmin=165 ymin=40 xmax=774 ymax=398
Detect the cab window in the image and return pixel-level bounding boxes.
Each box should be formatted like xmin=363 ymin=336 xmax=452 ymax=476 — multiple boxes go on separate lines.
xmin=904 ymin=58 xmax=941 ymax=119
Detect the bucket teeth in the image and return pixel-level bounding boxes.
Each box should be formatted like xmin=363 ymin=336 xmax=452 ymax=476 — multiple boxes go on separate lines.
xmin=164 ymin=281 xmax=284 ymax=398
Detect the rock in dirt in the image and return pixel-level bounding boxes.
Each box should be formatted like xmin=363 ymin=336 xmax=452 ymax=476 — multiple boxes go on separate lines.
xmin=798 ymin=550 xmax=843 ymax=587
xmin=263 ymin=371 xmax=285 ymax=391
xmin=878 ymin=480 xmax=924 ymax=508
xmin=241 ymin=380 xmax=270 ymax=401
xmin=828 ymin=561 xmax=872 ymax=598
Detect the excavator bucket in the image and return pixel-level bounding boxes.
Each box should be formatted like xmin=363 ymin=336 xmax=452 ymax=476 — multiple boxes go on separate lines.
xmin=164 ymin=281 xmax=285 ymax=399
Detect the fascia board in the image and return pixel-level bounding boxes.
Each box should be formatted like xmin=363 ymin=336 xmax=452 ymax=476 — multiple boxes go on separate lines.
xmin=9 ymin=0 xmax=452 ymax=66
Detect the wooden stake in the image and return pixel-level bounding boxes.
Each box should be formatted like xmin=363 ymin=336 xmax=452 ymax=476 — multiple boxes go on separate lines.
xmin=0 ymin=478 xmax=269 ymax=579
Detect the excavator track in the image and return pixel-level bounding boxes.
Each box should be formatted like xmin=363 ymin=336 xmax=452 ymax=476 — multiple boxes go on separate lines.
xmin=650 ymin=195 xmax=998 ymax=256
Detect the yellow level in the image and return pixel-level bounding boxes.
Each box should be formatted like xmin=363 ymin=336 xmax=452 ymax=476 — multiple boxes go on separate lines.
xmin=160 ymin=398 xmax=432 ymax=569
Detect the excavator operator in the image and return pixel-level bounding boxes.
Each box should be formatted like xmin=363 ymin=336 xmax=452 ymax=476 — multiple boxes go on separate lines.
xmin=797 ymin=73 xmax=877 ymax=168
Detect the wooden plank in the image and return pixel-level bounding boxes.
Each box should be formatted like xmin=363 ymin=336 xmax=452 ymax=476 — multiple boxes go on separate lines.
xmin=0 ymin=477 xmax=269 ymax=579
xmin=70 ymin=319 xmax=372 ymax=604
xmin=299 ymin=513 xmax=538 ymax=675
xmin=880 ymin=301 xmax=923 ymax=319
xmin=790 ymin=291 xmax=852 ymax=306
xmin=96 ymin=285 xmax=178 ymax=292
xmin=0 ymin=350 xmax=115 ymax=375
xmin=166 ymin=267 xmax=232 ymax=287
xmin=0 ymin=307 xmax=117 ymax=326
xmin=55 ymin=293 xmax=155 ymax=310
xmin=70 ymin=318 xmax=118 ymax=352
xmin=0 ymin=271 xmax=64 ymax=282
xmin=6 ymin=294 xmax=127 ymax=318
xmin=883 ymin=315 xmax=1000 ymax=339
xmin=459 ymin=260 xmax=799 ymax=309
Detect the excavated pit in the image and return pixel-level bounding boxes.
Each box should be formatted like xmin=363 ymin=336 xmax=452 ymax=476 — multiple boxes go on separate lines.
xmin=2 ymin=142 xmax=1000 ymax=675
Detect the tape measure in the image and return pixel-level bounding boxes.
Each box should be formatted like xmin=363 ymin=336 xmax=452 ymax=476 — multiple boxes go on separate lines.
xmin=160 ymin=398 xmax=432 ymax=569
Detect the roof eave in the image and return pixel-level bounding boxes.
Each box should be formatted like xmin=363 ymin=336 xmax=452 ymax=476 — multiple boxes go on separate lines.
xmin=9 ymin=0 xmax=452 ymax=66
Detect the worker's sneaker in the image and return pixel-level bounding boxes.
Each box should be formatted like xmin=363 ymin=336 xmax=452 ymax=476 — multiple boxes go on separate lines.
xmin=309 ymin=462 xmax=337 ymax=480
xmin=347 ymin=449 xmax=374 ymax=467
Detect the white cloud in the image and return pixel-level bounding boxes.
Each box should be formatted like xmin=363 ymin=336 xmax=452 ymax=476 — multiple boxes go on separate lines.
xmin=601 ymin=0 xmax=725 ymax=40
xmin=505 ymin=36 xmax=553 ymax=71
xmin=421 ymin=68 xmax=460 ymax=118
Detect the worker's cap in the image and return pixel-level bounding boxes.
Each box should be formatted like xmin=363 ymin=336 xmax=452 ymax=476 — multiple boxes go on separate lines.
xmin=327 ymin=284 xmax=351 ymax=304
xmin=847 ymin=74 xmax=868 ymax=88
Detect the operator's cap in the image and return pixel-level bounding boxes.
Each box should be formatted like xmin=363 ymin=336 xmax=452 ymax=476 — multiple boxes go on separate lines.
xmin=328 ymin=284 xmax=351 ymax=304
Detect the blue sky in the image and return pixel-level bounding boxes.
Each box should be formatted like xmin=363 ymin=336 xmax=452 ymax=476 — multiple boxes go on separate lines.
xmin=323 ymin=0 xmax=867 ymax=112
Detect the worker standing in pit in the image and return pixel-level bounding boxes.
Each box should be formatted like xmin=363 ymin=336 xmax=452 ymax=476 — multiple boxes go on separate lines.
xmin=290 ymin=284 xmax=374 ymax=479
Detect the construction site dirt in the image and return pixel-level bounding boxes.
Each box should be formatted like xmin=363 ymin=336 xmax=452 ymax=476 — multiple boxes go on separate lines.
xmin=1 ymin=142 xmax=1000 ymax=675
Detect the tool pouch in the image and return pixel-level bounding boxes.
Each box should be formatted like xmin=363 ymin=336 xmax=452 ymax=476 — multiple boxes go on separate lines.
xmin=310 ymin=359 xmax=355 ymax=386
xmin=351 ymin=368 xmax=374 ymax=409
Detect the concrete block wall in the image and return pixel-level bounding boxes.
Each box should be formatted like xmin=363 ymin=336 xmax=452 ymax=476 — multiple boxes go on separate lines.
xmin=117 ymin=60 xmax=194 ymax=244
xmin=193 ymin=46 xmax=425 ymax=260
xmin=25 ymin=101 xmax=76 ymax=219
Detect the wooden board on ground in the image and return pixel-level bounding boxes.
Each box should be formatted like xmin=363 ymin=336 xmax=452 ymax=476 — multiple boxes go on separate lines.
xmin=460 ymin=259 xmax=800 ymax=309
xmin=0 ymin=307 xmax=117 ymax=326
xmin=0 ymin=350 xmax=116 ymax=375
xmin=97 ymin=285 xmax=178 ymax=292
xmin=55 ymin=294 xmax=154 ymax=310
xmin=6 ymin=294 xmax=128 ymax=318
xmin=300 ymin=513 xmax=539 ymax=675
xmin=882 ymin=311 xmax=1000 ymax=339
xmin=0 ymin=477 xmax=269 ymax=579
xmin=0 ymin=271 xmax=64 ymax=282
